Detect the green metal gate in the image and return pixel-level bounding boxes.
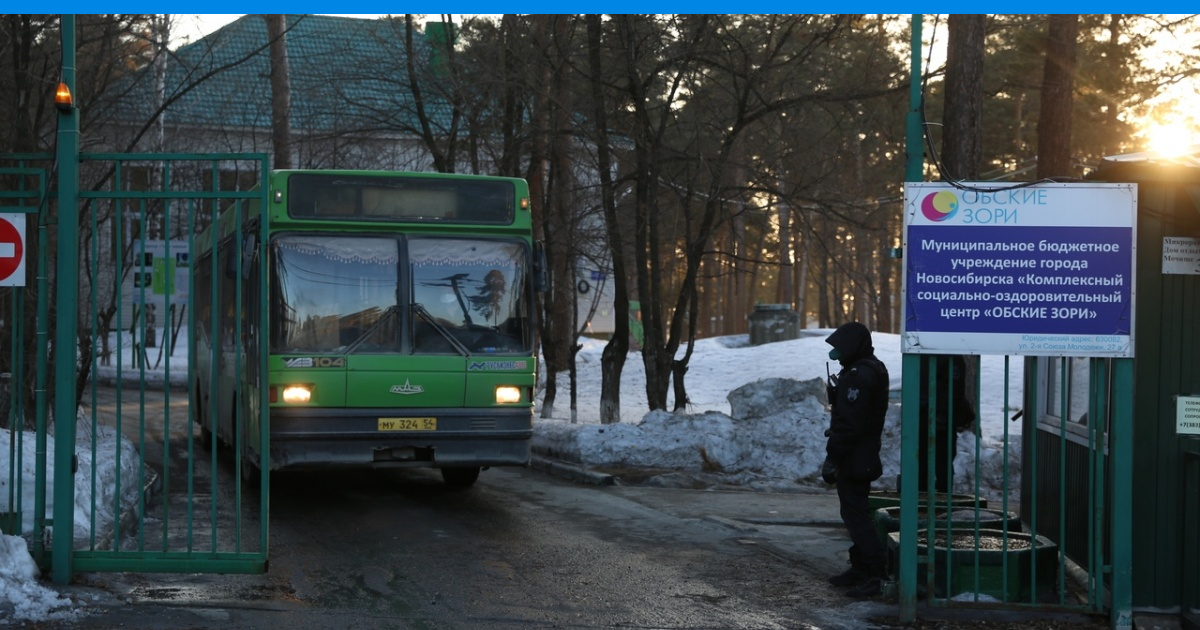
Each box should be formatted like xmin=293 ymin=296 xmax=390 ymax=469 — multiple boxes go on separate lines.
xmin=0 ymin=152 xmax=269 ymax=577
xmin=894 ymin=353 xmax=1132 ymax=626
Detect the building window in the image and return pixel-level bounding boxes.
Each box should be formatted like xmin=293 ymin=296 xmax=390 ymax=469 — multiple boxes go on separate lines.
xmin=1037 ymin=356 xmax=1109 ymax=447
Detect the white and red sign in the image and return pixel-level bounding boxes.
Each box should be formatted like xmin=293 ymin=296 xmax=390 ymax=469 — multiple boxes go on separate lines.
xmin=0 ymin=213 xmax=26 ymax=287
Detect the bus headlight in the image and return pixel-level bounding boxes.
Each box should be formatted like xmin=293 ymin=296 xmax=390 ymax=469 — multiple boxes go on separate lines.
xmin=282 ymin=385 xmax=313 ymax=404
xmin=495 ymin=386 xmax=521 ymax=404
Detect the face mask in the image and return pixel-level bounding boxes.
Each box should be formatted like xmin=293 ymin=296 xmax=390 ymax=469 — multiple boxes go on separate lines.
xmin=828 ymin=348 xmax=841 ymax=361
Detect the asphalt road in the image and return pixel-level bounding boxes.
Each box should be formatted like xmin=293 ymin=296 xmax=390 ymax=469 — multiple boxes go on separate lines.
xmin=54 ymin=461 xmax=877 ymax=629
xmin=44 ymin=385 xmax=1109 ymax=629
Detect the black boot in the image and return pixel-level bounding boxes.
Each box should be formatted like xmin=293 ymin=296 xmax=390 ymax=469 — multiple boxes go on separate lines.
xmin=827 ymin=565 xmax=865 ymax=587
xmin=828 ymin=547 xmax=865 ymax=587
xmin=844 ymin=566 xmax=886 ymax=598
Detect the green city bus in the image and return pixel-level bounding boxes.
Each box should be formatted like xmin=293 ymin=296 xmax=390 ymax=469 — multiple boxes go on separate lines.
xmin=192 ymin=170 xmax=542 ymax=487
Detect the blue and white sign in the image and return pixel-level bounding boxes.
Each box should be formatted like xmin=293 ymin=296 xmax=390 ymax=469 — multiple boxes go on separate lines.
xmin=902 ymin=182 xmax=1136 ymax=358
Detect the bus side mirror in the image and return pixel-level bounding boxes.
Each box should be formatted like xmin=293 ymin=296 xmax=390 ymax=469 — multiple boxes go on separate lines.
xmin=241 ymin=232 xmax=258 ymax=281
xmin=533 ymin=242 xmax=547 ymax=293
xmin=226 ymin=233 xmax=258 ymax=280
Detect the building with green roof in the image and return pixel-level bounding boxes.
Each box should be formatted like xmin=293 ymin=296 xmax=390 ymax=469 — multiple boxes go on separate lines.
xmin=105 ymin=14 xmax=456 ymax=170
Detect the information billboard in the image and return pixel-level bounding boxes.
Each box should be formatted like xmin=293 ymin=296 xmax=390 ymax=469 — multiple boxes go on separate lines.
xmin=902 ymin=182 xmax=1136 ymax=358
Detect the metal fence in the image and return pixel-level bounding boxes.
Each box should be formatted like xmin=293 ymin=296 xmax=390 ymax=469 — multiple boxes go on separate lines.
xmin=894 ymin=352 xmax=1132 ymax=626
xmin=1 ymin=153 xmax=270 ymax=577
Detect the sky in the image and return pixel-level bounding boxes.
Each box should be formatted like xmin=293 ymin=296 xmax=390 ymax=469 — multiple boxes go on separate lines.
xmin=0 ymin=328 xmax=1024 ymax=622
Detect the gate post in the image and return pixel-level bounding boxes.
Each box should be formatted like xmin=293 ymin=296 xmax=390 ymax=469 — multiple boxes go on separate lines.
xmin=1110 ymin=357 xmax=1134 ymax=629
xmin=51 ymin=14 xmax=81 ymax=585
xmin=898 ymin=13 xmax=924 ymax=623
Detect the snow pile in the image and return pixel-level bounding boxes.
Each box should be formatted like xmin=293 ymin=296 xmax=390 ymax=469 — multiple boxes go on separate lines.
xmin=534 ymin=375 xmax=1022 ymax=502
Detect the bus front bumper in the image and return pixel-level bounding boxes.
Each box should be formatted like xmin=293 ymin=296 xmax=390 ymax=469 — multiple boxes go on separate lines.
xmin=263 ymin=406 xmax=533 ymax=470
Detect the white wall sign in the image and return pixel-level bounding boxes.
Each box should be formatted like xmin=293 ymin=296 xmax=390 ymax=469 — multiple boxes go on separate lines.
xmin=1178 ymin=395 xmax=1200 ymax=436
xmin=1163 ymin=236 xmax=1200 ymax=275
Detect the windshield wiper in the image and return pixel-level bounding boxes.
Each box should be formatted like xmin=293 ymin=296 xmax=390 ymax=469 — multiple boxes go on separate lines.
xmin=411 ymin=303 xmax=471 ymax=356
xmin=342 ymin=305 xmax=398 ymax=354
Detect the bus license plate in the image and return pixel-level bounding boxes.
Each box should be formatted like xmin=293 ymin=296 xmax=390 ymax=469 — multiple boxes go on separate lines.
xmin=378 ymin=417 xmax=437 ymax=431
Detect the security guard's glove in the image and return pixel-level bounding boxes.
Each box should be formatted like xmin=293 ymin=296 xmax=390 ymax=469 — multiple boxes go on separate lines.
xmin=820 ymin=458 xmax=838 ymax=485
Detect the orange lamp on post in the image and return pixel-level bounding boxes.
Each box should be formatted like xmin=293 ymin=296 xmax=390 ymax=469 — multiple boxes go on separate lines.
xmin=54 ymin=82 xmax=74 ymax=112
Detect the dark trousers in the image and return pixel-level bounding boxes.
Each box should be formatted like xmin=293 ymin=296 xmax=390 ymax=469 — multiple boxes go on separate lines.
xmin=917 ymin=424 xmax=958 ymax=492
xmin=837 ymin=477 xmax=885 ymax=570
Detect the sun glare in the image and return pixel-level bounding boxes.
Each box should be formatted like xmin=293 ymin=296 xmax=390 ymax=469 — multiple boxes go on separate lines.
xmin=1145 ymin=121 xmax=1198 ymax=158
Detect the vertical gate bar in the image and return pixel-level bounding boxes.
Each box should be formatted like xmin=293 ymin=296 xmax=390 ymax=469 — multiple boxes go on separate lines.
xmin=899 ymin=353 xmax=921 ymax=616
xmin=32 ymin=170 xmax=49 ymax=563
xmin=4 ymin=276 xmax=16 ymax=528
xmin=920 ymin=354 xmax=935 ymax=600
xmin=1058 ymin=359 xmax=1070 ymax=603
xmin=971 ymin=358 xmax=984 ymax=601
xmin=1001 ymin=355 xmax=1013 ymax=602
xmin=207 ymin=186 xmax=219 ymax=555
xmin=1091 ymin=358 xmax=1111 ymax=612
xmin=135 ymin=195 xmax=148 ymax=552
xmin=104 ymin=161 xmax=126 ymax=552
xmin=928 ymin=357 xmax=948 ymax=601
xmin=1027 ymin=359 xmax=1040 ymax=602
xmin=31 ymin=174 xmax=48 ymax=561
xmin=160 ymin=158 xmax=172 ymax=553
xmin=233 ymin=190 xmax=244 ymax=553
xmin=1089 ymin=355 xmax=1104 ymax=607
xmin=1109 ymin=357 xmax=1134 ymax=630
xmin=5 ymin=280 xmax=17 ymax=531
xmin=113 ymin=183 xmax=126 ymax=550
xmin=86 ymin=194 xmax=101 ymax=551
xmin=51 ymin=14 xmax=81 ymax=584
xmin=969 ymin=358 xmax=982 ymax=601
xmin=186 ymin=196 xmax=196 ymax=553
xmin=257 ymin=159 xmax=270 ymax=560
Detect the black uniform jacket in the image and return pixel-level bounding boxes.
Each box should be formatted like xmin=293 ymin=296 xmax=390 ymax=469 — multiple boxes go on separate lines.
xmin=825 ymin=322 xmax=890 ymax=482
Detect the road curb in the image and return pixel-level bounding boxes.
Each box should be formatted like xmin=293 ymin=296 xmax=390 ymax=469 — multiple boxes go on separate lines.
xmin=530 ymin=454 xmax=616 ymax=486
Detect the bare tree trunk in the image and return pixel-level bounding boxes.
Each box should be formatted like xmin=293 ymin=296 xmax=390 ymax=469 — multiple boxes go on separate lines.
xmin=264 ymin=15 xmax=293 ymax=169
xmin=726 ymin=218 xmax=743 ymax=334
xmin=727 ymin=151 xmax=747 ymax=336
xmin=526 ymin=16 xmax=557 ymax=419
xmin=1037 ymin=15 xmax=1078 ymax=179
xmin=876 ymin=209 xmax=897 ymax=333
xmin=776 ymin=201 xmax=793 ymax=307
xmin=940 ymin=14 xmax=991 ymax=405
xmin=548 ymin=16 xmax=578 ymax=420
xmin=942 ymin=14 xmax=985 ymax=181
xmin=586 ymin=15 xmax=630 ymax=424
xmin=795 ymin=220 xmax=809 ymax=326
xmin=497 ymin=15 xmax=523 ymax=177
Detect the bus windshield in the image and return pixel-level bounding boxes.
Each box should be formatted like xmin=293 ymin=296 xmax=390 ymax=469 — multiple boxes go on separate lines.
xmin=269 ymin=234 xmax=530 ymax=355
xmin=409 ymin=237 xmax=531 ymax=355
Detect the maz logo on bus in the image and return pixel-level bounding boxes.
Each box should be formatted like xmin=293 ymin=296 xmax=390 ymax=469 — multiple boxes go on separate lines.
xmin=283 ymin=357 xmax=347 ymax=368
xmin=390 ymin=380 xmax=425 ymax=395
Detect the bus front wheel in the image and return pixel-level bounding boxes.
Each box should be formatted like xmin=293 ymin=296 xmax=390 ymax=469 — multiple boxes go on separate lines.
xmin=440 ymin=466 xmax=480 ymax=488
